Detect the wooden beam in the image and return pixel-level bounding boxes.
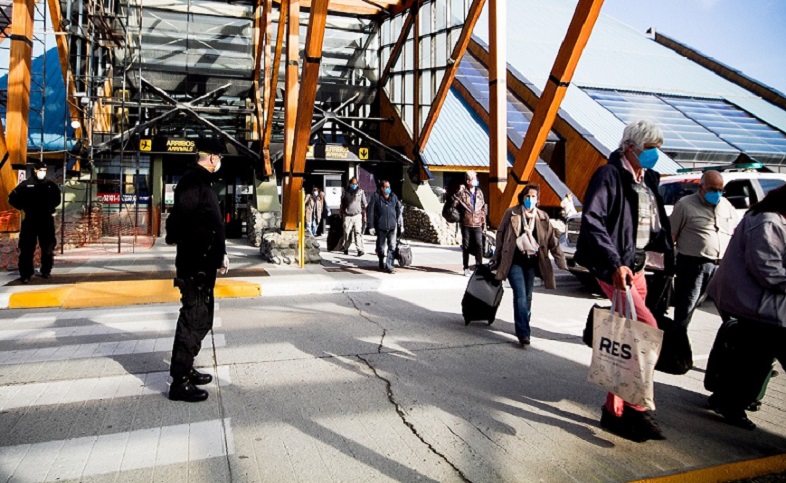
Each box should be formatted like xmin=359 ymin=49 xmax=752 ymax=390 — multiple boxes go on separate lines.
xmin=0 ymin=116 xmax=19 ymax=218
xmin=273 ymin=0 xmax=378 ymax=15
xmin=417 ymin=0 xmax=486 ymax=149
xmin=263 ymin=1 xmax=288 ymax=150
xmin=47 ymin=0 xmax=83 ymax=141
xmin=280 ymin=0 xmax=300 ymax=229
xmin=252 ymin=0 xmax=272 ymax=174
xmin=487 ymin=0 xmax=506 ymax=213
xmin=6 ymin=0 xmax=35 ymax=169
xmin=493 ymin=0 xmax=604 ymax=226
xmin=282 ymin=0 xmax=330 ymax=231
xmin=379 ymin=10 xmax=413 ymax=87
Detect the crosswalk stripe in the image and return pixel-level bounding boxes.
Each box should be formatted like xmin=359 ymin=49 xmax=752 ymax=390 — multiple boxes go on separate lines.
xmin=0 ymin=334 xmax=226 ymax=366
xmin=0 ymin=418 xmax=234 ymax=481
xmin=0 ymin=317 xmax=223 ymax=341
xmin=5 ymin=303 xmax=220 ymax=324
xmin=0 ymin=366 xmax=232 ymax=411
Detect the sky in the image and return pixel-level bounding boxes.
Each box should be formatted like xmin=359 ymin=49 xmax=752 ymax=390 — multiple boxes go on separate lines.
xmin=601 ymin=0 xmax=786 ymax=95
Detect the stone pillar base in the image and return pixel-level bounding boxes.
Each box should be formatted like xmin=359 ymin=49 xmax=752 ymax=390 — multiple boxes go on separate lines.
xmin=259 ymin=230 xmax=322 ymax=265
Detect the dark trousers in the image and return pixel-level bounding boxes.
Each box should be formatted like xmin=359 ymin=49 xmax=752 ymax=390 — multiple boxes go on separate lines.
xmin=376 ymin=228 xmax=397 ymax=270
xmin=18 ymin=217 xmax=56 ymax=279
xmin=673 ymin=254 xmax=718 ymax=328
xmin=170 ymin=269 xmax=216 ymax=379
xmin=508 ymin=261 xmax=537 ymax=340
xmin=461 ymin=226 xmax=483 ymax=270
xmin=712 ymin=318 xmax=784 ymax=411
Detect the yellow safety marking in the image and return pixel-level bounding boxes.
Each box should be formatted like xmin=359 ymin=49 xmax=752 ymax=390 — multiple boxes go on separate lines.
xmin=631 ymin=453 xmax=786 ymax=483
xmin=8 ymin=279 xmax=261 ymax=310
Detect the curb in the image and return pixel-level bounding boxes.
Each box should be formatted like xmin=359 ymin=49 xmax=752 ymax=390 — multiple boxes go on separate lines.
xmin=6 ymin=279 xmax=261 ymax=310
xmin=631 ymin=453 xmax=786 ymax=483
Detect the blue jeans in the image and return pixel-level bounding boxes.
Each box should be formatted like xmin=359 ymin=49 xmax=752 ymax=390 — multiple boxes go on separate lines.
xmin=508 ymin=261 xmax=536 ymax=340
xmin=674 ymin=254 xmax=717 ymax=328
xmin=306 ymin=221 xmax=318 ymax=236
xmin=375 ymin=228 xmax=397 ymax=270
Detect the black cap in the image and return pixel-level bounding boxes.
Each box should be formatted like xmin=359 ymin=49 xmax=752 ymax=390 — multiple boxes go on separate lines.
xmin=34 ymin=161 xmax=46 ymax=170
xmin=195 ymin=138 xmax=224 ymax=155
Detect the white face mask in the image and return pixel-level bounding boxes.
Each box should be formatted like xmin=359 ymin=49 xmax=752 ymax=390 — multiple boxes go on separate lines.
xmin=36 ymin=171 xmax=46 ymax=180
xmin=213 ymin=160 xmax=221 ymax=173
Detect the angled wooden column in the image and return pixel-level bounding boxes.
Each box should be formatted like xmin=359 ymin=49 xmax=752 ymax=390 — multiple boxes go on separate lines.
xmin=263 ymin=0 xmax=288 ymax=152
xmin=280 ymin=0 xmax=300 ymax=230
xmin=47 ymin=0 xmax=83 ymax=141
xmin=488 ymin=0 xmax=507 ymax=222
xmin=417 ymin=0 xmax=486 ymax=149
xmin=253 ymin=0 xmax=272 ymax=174
xmin=6 ymin=0 xmax=35 ymax=171
xmin=281 ymin=0 xmax=329 ymax=231
xmin=0 ymin=118 xmax=18 ymax=216
xmin=494 ymin=0 xmax=604 ymax=226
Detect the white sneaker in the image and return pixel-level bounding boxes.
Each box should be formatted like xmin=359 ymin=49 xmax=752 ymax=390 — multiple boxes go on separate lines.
xmin=464 ymin=268 xmax=472 ymax=277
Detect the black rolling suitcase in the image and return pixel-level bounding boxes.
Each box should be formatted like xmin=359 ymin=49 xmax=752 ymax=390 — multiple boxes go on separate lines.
xmin=395 ymin=240 xmax=413 ymax=267
xmin=326 ymin=214 xmax=343 ymax=251
xmin=704 ymin=318 xmax=774 ymax=402
xmin=462 ymin=265 xmax=504 ymax=326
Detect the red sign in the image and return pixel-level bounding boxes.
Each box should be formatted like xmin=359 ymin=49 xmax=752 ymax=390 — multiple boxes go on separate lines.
xmin=97 ymin=193 xmax=121 ymax=204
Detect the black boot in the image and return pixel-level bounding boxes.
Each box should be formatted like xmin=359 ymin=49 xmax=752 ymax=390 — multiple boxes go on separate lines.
xmin=188 ymin=368 xmax=213 ymax=386
xmin=169 ymin=376 xmax=209 ymax=402
xmin=623 ymin=407 xmax=666 ymax=441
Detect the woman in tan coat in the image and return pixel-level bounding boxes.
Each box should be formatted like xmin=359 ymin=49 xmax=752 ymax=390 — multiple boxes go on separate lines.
xmin=491 ymin=184 xmax=567 ymax=346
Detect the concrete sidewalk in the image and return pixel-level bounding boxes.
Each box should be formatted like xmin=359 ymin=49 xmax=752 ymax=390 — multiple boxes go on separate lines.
xmin=1 ymin=236 xmax=558 ymax=309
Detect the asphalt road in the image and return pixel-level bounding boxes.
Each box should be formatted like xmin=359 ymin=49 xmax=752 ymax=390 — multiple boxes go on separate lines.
xmin=1 ymin=281 xmax=785 ymax=482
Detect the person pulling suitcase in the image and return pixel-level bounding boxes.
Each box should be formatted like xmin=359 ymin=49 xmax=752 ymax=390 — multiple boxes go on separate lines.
xmin=489 ymin=184 xmax=566 ymax=346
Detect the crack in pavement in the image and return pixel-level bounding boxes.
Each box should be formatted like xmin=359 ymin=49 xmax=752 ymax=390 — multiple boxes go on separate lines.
xmin=344 ymin=293 xmax=387 ymax=353
xmin=344 ymin=294 xmax=470 ymax=481
xmin=210 ymin=328 xmax=234 ymax=482
xmin=357 ymin=353 xmax=472 ymax=483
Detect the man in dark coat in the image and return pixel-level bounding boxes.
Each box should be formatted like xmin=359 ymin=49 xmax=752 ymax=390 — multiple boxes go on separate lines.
xmin=575 ymin=119 xmax=674 ymax=442
xmin=9 ymin=161 xmax=61 ymax=283
xmin=366 ymin=179 xmax=402 ymax=273
xmin=165 ymin=148 xmax=228 ymax=402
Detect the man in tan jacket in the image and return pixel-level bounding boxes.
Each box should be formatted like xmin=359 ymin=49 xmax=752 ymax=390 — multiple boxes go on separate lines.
xmin=451 ymin=170 xmax=487 ymax=276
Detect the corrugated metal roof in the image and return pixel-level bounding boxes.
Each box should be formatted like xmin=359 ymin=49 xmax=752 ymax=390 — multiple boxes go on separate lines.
xmin=422 ymin=88 xmax=514 ymax=168
xmin=471 ymin=0 xmax=786 ymax=169
xmin=0 ymin=48 xmax=74 ymax=152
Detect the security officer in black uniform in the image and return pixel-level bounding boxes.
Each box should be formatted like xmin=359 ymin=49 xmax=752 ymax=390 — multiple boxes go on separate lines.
xmin=9 ymin=161 xmax=61 ymax=283
xmin=165 ymin=146 xmax=228 ymax=402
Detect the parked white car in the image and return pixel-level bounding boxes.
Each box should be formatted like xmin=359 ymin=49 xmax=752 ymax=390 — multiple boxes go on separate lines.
xmin=560 ymin=164 xmax=786 ymax=285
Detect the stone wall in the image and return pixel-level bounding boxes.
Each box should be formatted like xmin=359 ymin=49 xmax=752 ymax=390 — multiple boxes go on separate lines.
xmin=247 ymin=206 xmax=282 ymax=247
xmin=259 ymin=231 xmax=322 ymax=265
xmin=402 ymin=205 xmax=461 ymax=246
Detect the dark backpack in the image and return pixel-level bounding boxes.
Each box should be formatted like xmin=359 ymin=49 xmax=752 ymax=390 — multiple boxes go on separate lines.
xmin=442 ymin=199 xmax=460 ymax=223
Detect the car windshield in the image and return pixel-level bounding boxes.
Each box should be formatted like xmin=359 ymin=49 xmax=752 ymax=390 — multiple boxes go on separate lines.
xmin=759 ymin=179 xmax=786 ymax=195
xmin=659 ymin=181 xmax=700 ymax=206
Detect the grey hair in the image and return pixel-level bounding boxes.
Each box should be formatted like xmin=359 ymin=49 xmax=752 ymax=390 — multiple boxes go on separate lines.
xmin=618 ymin=119 xmax=664 ymax=151
xmin=465 ymin=170 xmax=477 ymax=181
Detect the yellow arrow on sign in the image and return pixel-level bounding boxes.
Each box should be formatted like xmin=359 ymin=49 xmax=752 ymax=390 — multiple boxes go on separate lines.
xmin=359 ymin=147 xmax=369 ymax=160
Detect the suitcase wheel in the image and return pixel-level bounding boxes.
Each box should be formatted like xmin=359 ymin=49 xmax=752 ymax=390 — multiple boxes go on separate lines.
xmin=487 ymin=318 xmax=495 ymax=326
xmin=464 ymin=317 xmax=471 ymax=326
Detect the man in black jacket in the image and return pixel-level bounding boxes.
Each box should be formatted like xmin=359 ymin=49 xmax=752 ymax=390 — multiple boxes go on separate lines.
xmin=9 ymin=161 xmax=61 ymax=283
xmin=165 ymin=148 xmax=228 ymax=402
xmin=366 ymin=179 xmax=402 ymax=273
xmin=575 ymin=119 xmax=673 ymax=442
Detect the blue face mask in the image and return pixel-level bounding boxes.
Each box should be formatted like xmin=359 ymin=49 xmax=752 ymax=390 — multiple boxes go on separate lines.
xmin=350 ymin=184 xmax=358 ymax=190
xmin=704 ymin=191 xmax=722 ymax=206
xmin=384 ymin=188 xmax=391 ymax=195
xmin=471 ymin=180 xmax=479 ymax=188
xmin=636 ymin=147 xmax=659 ymax=170
xmin=523 ymin=197 xmax=536 ymax=210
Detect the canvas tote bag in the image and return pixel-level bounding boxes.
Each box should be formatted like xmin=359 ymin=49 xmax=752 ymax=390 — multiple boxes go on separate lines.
xmin=588 ymin=289 xmax=664 ymax=410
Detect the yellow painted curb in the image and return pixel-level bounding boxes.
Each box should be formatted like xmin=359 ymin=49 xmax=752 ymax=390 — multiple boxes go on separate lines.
xmin=631 ymin=453 xmax=786 ymax=483
xmin=8 ymin=278 xmax=261 ymax=309
xmin=7 ymin=286 xmax=72 ymax=309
